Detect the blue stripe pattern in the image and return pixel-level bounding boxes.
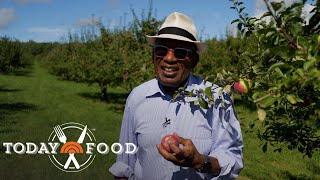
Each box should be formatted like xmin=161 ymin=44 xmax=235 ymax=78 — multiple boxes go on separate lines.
xmin=109 ymin=74 xmax=243 ymax=180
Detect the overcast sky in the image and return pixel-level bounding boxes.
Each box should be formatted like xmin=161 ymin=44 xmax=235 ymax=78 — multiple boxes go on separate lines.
xmin=0 ymin=0 xmax=315 ymax=42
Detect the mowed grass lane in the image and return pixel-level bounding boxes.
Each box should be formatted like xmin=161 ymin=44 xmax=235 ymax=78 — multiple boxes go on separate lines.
xmin=0 ymin=62 xmax=125 ymax=180
xmin=0 ymin=62 xmax=319 ymax=179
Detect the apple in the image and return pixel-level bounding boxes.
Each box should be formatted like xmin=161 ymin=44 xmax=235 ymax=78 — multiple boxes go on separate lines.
xmin=233 ymin=79 xmax=250 ymax=94
xmin=161 ymin=134 xmax=179 ymax=153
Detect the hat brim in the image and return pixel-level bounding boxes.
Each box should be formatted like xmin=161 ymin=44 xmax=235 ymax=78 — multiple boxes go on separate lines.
xmin=146 ymin=34 xmax=206 ymax=54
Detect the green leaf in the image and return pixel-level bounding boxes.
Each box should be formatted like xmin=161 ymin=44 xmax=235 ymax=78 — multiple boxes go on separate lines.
xmin=274 ymin=67 xmax=284 ymax=77
xmin=283 ymin=2 xmax=303 ymax=14
xmin=286 ymin=94 xmax=297 ymax=104
xmin=199 ymin=97 xmax=208 ymax=109
xmin=173 ymin=94 xmax=179 ymax=102
xmin=222 ymin=69 xmax=228 ymax=75
xmin=267 ymin=62 xmax=285 ymax=73
xmin=253 ymin=92 xmax=275 ymax=108
xmin=295 ymin=68 xmax=305 ymax=77
xmin=252 ymin=64 xmax=261 ymax=74
xmin=293 ymin=55 xmax=305 ymax=61
xmin=239 ymin=7 xmax=245 ymax=13
xmin=270 ymin=46 xmax=289 ymax=56
xmin=266 ymin=31 xmax=275 ymax=38
xmin=209 ymin=100 xmax=214 ymax=106
xmin=252 ymin=92 xmax=267 ymax=100
xmin=218 ymin=89 xmax=223 ymax=98
xmin=237 ymin=22 xmax=243 ymax=31
xmin=257 ymin=108 xmax=267 ymax=121
xmin=268 ymin=86 xmax=278 ymax=92
xmin=260 ymin=11 xmax=272 ymax=19
xmin=221 ymin=101 xmax=225 ymax=107
xmin=259 ymin=96 xmax=276 ymax=108
xmin=223 ymin=85 xmax=232 ymax=94
xmin=303 ymin=57 xmax=317 ymax=70
xmin=204 ymin=87 xmax=213 ymax=100
xmin=231 ymin=19 xmax=240 ymax=24
xmin=189 ymin=89 xmax=194 ymax=97
xmin=271 ymin=2 xmax=283 ymax=12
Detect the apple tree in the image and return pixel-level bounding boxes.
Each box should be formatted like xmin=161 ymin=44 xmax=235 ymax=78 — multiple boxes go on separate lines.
xmin=228 ymin=0 xmax=320 ymax=157
xmin=0 ymin=36 xmax=24 ymax=72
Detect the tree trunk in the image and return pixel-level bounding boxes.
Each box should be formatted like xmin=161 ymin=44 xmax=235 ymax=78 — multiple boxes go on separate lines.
xmin=99 ymin=81 xmax=109 ymax=102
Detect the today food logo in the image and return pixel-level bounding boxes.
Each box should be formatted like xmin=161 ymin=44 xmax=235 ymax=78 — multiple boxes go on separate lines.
xmin=48 ymin=122 xmax=96 ymax=172
xmin=2 ymin=122 xmax=137 ymax=172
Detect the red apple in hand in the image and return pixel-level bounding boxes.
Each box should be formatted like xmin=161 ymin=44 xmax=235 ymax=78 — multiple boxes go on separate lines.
xmin=161 ymin=134 xmax=179 ymax=153
xmin=233 ymin=79 xmax=250 ymax=94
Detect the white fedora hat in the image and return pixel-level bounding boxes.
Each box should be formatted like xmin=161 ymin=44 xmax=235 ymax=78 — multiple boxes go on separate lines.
xmin=146 ymin=12 xmax=206 ymax=54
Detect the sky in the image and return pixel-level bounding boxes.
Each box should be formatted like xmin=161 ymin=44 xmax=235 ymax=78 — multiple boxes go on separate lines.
xmin=0 ymin=0 xmax=315 ymax=42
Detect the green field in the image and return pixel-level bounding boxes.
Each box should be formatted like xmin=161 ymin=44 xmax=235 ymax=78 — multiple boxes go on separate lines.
xmin=0 ymin=62 xmax=319 ymax=180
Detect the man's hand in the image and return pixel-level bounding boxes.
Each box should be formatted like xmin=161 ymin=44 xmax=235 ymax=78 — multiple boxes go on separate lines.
xmin=156 ymin=133 xmax=205 ymax=168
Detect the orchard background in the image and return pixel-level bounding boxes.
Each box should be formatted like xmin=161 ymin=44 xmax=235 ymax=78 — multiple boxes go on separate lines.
xmin=0 ymin=0 xmax=319 ymax=179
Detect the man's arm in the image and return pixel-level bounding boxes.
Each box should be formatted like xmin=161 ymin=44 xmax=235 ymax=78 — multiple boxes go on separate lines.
xmin=109 ymin=97 xmax=137 ymax=179
xmin=207 ymin=93 xmax=244 ymax=178
xmin=193 ymin=154 xmax=221 ymax=176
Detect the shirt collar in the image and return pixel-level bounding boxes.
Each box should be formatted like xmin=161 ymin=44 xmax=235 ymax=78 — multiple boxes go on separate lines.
xmin=145 ymin=73 xmax=198 ymax=98
xmin=145 ymin=78 xmax=166 ymax=98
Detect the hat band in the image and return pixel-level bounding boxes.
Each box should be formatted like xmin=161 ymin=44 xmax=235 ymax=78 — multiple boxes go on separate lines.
xmin=158 ymin=27 xmax=196 ymax=41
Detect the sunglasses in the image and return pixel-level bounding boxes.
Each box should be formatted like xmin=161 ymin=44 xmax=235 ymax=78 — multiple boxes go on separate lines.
xmin=153 ymin=45 xmax=192 ymax=60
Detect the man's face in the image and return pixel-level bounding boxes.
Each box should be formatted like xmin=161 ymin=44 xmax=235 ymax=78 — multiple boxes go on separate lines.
xmin=154 ymin=38 xmax=198 ymax=87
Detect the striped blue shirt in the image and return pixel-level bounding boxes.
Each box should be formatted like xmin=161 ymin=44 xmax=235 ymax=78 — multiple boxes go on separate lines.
xmin=109 ymin=74 xmax=243 ymax=180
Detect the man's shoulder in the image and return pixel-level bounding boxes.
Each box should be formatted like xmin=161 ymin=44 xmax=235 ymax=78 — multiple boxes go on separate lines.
xmin=131 ymin=78 xmax=157 ymax=93
xmin=126 ymin=78 xmax=157 ymax=102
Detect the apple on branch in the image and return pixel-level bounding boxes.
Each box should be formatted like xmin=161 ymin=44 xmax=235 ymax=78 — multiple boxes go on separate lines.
xmin=233 ymin=79 xmax=251 ymax=94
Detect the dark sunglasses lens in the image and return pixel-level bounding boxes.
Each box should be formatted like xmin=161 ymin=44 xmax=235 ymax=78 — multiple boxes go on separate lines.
xmin=155 ymin=46 xmax=168 ymax=57
xmin=174 ymin=48 xmax=188 ymax=59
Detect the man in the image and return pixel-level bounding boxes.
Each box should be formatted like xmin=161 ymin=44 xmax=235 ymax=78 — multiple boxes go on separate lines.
xmin=109 ymin=12 xmax=243 ymax=180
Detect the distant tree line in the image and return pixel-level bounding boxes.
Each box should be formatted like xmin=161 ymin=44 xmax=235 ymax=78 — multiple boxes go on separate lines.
xmin=0 ymin=36 xmax=57 ymax=73
xmin=0 ymin=36 xmax=24 ymax=72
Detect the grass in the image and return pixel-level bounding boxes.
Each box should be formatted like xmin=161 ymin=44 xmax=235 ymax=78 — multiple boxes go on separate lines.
xmin=0 ymin=62 xmax=319 ymax=179
xmin=235 ymin=101 xmax=320 ymax=180
xmin=0 ymin=62 xmax=125 ymax=180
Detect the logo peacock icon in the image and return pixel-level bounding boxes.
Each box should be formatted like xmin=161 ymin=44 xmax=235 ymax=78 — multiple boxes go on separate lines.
xmin=60 ymin=142 xmax=84 ymax=154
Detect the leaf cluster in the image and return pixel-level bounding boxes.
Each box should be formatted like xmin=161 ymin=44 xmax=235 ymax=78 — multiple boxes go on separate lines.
xmin=230 ymin=0 xmax=320 ymax=157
